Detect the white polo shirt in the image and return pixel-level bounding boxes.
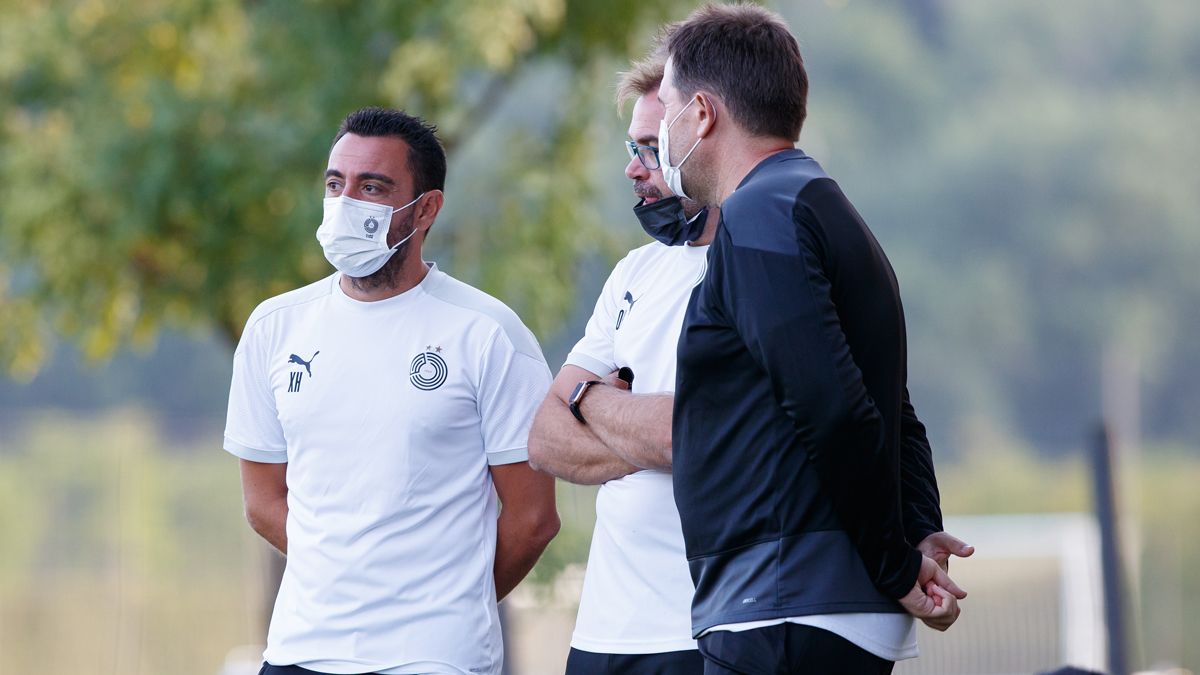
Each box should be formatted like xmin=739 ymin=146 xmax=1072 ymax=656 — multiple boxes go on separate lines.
xmin=223 ymin=265 xmax=551 ymax=675
xmin=564 ymin=241 xmax=708 ymax=655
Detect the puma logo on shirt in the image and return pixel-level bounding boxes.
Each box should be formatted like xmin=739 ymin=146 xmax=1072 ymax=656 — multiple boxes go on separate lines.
xmin=288 ymin=351 xmax=320 ymax=377
xmin=615 ymin=291 xmax=639 ymax=330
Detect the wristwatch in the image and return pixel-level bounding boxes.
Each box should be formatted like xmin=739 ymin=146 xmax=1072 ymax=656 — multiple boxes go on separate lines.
xmin=568 ymin=380 xmax=603 ymax=425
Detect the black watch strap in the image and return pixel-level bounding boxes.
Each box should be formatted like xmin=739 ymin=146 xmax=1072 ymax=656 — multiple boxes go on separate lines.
xmin=568 ymin=380 xmax=603 ymax=424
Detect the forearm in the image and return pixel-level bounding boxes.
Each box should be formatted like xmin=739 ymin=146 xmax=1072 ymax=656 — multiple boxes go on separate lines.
xmin=240 ymin=459 xmax=289 ymax=555
xmin=900 ymin=389 xmax=943 ymax=543
xmin=493 ymin=506 xmax=559 ymax=601
xmin=577 ymin=386 xmax=673 ymax=471
xmin=528 ymin=397 xmax=638 ymax=485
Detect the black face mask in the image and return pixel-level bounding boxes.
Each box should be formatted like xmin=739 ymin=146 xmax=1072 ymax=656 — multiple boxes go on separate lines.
xmin=633 ymin=196 xmax=707 ymax=246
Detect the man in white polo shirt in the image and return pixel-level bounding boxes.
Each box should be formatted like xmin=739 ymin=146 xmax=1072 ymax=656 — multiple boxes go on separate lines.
xmin=527 ymin=39 xmax=972 ymax=675
xmin=527 ymin=46 xmax=716 ymax=674
xmin=224 ymin=107 xmax=560 ymax=675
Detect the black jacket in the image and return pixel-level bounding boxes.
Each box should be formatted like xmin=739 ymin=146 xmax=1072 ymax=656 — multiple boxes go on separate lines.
xmin=673 ymin=149 xmax=942 ymax=635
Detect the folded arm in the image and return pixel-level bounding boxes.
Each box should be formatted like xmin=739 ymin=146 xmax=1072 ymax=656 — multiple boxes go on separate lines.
xmin=575 ymin=377 xmax=673 ymax=471
xmin=528 ymin=365 xmax=640 ymax=484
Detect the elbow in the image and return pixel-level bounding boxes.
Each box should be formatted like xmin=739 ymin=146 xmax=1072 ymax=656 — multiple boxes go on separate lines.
xmin=244 ymin=502 xmax=269 ymax=538
xmin=534 ymin=508 xmax=561 ymax=550
xmin=520 ymin=506 xmax=560 ymax=552
xmin=244 ymin=494 xmax=284 ymax=538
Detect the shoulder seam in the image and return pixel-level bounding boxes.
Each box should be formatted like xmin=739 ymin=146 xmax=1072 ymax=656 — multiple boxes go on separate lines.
xmin=424 ymin=276 xmax=542 ymax=361
xmin=243 ymin=277 xmax=334 ymax=335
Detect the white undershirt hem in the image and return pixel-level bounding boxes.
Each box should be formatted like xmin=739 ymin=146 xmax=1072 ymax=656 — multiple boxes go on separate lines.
xmin=703 ymin=613 xmax=918 ymax=661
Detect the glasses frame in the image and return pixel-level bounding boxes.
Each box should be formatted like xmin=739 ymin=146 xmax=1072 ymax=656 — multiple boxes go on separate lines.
xmin=625 ymin=140 xmax=661 ymax=171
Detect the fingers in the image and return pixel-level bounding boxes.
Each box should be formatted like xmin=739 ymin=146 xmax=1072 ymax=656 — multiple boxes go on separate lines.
xmin=604 ymin=367 xmax=633 ymax=389
xmin=897 ymin=584 xmax=936 ymax=617
xmin=616 ymin=366 xmax=635 ymax=386
xmin=945 ymin=534 xmax=975 ymax=558
xmin=918 ymin=531 xmax=975 ymax=560
xmin=601 ymin=371 xmax=630 ymax=390
xmin=930 ymin=563 xmax=967 ymax=600
xmin=906 ymin=561 xmax=965 ymax=631
xmin=921 ymin=583 xmax=961 ymax=632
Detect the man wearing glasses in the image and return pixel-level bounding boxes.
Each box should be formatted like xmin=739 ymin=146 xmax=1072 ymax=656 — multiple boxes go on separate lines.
xmin=527 ymin=41 xmax=714 ymax=674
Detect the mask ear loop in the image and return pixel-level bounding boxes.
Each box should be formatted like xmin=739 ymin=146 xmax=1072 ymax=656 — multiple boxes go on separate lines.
xmin=665 ymin=97 xmax=703 ymax=171
xmin=390 ymin=192 xmax=426 ymax=215
xmin=387 ymin=192 xmax=427 ymax=251
xmin=666 ymin=96 xmax=696 ymax=130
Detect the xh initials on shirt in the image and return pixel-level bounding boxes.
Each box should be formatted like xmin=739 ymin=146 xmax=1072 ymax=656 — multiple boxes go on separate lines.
xmin=287 ymin=351 xmax=319 ymax=393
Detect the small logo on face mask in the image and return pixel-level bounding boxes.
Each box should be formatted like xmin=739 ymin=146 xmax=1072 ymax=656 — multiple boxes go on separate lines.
xmin=615 ymin=290 xmax=639 ymax=330
xmin=287 ymin=351 xmax=319 ymax=392
xmin=410 ymin=346 xmax=447 ymax=391
xmin=363 ymin=217 xmax=379 ymax=237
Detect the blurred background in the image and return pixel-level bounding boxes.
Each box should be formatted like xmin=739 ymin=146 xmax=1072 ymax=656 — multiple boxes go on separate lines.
xmin=0 ymin=0 xmax=1196 ymax=673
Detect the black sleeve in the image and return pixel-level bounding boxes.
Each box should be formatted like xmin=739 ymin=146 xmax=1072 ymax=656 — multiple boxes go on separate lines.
xmin=716 ymin=218 xmax=921 ymax=600
xmin=899 ymin=388 xmax=944 ymax=546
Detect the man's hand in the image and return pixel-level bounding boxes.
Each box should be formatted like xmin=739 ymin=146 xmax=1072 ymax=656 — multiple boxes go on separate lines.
xmin=600 ymin=367 xmax=632 ymax=391
xmin=917 ymin=531 xmax=975 ymax=573
xmin=898 ymin=555 xmax=966 ymax=631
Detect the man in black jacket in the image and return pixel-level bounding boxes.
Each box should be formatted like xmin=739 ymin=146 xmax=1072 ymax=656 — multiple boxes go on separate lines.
xmin=663 ymin=5 xmax=967 ymax=673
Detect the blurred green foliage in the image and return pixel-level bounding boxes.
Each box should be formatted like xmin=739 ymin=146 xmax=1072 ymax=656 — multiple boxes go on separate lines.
xmin=0 ymin=0 xmax=684 ymax=377
xmin=3 ymin=0 xmax=1197 ymax=452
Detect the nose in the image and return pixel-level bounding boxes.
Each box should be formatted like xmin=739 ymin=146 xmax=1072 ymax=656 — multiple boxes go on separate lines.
xmin=625 ymin=155 xmax=648 ymax=181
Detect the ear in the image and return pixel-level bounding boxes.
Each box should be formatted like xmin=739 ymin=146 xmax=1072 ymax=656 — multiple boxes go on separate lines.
xmin=695 ymin=93 xmax=718 ymax=139
xmin=414 ymin=190 xmax=445 ymax=231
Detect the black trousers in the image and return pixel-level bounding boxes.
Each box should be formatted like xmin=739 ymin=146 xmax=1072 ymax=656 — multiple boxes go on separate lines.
xmin=259 ymin=664 xmax=374 ymax=675
xmin=566 ymin=647 xmax=705 ymax=674
xmin=697 ymin=624 xmax=894 ymax=675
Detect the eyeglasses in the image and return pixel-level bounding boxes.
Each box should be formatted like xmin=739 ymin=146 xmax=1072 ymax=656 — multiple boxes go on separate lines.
xmin=625 ymin=141 xmax=661 ymax=171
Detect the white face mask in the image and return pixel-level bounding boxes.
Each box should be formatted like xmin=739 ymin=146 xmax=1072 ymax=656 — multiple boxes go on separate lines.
xmin=659 ymin=97 xmax=702 ymax=200
xmin=315 ymin=193 xmax=424 ymax=278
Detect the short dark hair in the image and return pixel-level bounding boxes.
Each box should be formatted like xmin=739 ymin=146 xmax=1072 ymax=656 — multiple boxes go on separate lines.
xmin=668 ymin=3 xmax=808 ymax=140
xmin=333 ymin=107 xmax=447 ymax=195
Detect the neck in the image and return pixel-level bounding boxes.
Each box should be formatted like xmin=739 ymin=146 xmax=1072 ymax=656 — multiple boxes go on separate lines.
xmin=688 ymin=206 xmax=721 ymax=247
xmin=712 ymin=137 xmax=795 ymax=205
xmin=340 ymin=251 xmax=430 ymax=302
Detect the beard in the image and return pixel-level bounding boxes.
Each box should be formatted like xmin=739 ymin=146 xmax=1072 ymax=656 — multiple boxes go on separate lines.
xmin=635 ymin=179 xmax=704 ymax=219
xmin=348 ymin=211 xmax=416 ymax=293
xmin=634 ymin=180 xmax=664 ymax=201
